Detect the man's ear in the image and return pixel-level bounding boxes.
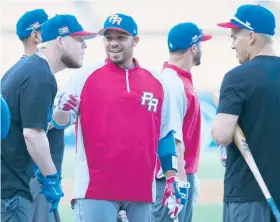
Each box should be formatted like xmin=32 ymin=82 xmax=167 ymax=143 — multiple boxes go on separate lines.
xmin=31 ymin=31 xmax=41 ymax=44
xmin=56 ymin=36 xmax=64 ymax=49
xmin=248 ymin=31 xmax=256 ymax=45
xmin=133 ymin=36 xmax=139 ymax=47
xmin=190 ymin=44 xmax=197 ymax=55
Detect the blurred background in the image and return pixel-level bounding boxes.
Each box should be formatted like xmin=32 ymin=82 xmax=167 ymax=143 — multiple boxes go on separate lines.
xmin=1 ymin=0 xmax=280 ymax=221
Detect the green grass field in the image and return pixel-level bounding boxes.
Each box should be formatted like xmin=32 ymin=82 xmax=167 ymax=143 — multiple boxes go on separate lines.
xmin=59 ymin=148 xmax=224 ymax=222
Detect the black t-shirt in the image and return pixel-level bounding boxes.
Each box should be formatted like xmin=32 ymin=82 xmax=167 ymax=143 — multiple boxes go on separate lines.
xmin=217 ymin=55 xmax=280 ymax=203
xmin=1 ymin=54 xmax=57 ymax=201
xmin=19 ymin=55 xmax=65 ymax=178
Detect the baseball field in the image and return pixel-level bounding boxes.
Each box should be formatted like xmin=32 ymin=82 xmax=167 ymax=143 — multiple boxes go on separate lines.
xmin=59 ymin=147 xmax=225 ymax=222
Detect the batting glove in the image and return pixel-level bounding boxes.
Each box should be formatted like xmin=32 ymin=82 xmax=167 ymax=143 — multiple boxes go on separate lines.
xmin=162 ymin=176 xmax=182 ymax=219
xmin=219 ymin=144 xmax=228 ymax=167
xmin=178 ymin=179 xmax=190 ymax=210
xmin=40 ymin=173 xmax=64 ymax=212
xmin=56 ymin=92 xmax=80 ymax=112
xmin=33 ymin=165 xmax=44 ymax=185
xmin=167 ymin=178 xmax=190 ymax=219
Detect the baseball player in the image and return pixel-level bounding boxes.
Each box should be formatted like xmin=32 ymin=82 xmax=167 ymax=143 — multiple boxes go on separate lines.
xmin=1 ymin=94 xmax=11 ymax=139
xmin=153 ymin=22 xmax=212 ymax=221
xmin=212 ymin=4 xmax=280 ymax=222
xmin=15 ymin=9 xmax=80 ymax=222
xmin=16 ymin=9 xmax=48 ymax=59
xmin=55 ymin=13 xmax=182 ymax=222
xmin=1 ymin=14 xmax=96 ymax=222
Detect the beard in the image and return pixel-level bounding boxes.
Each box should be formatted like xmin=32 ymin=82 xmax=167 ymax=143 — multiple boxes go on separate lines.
xmin=194 ymin=50 xmax=201 ymax=66
xmin=61 ymin=53 xmax=82 ymax=69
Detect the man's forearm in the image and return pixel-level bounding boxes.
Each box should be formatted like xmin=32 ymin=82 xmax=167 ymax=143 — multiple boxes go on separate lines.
xmin=176 ymin=140 xmax=187 ymax=182
xmin=24 ymin=128 xmax=56 ymax=176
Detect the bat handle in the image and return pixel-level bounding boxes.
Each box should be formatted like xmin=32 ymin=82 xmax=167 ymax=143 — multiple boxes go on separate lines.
xmin=267 ymin=198 xmax=280 ymax=222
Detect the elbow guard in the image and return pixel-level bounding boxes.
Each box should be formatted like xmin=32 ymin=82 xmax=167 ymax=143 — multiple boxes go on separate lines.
xmin=158 ymin=130 xmax=178 ymax=173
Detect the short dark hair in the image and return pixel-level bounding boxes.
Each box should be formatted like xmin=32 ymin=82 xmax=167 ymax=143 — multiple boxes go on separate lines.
xmin=169 ymin=48 xmax=188 ymax=55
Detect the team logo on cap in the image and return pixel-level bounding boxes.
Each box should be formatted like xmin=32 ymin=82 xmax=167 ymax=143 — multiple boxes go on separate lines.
xmin=26 ymin=22 xmax=40 ymax=31
xmin=109 ymin=14 xmax=122 ymax=25
xmin=58 ymin=26 xmax=69 ymax=35
xmin=191 ymin=34 xmax=202 ymax=44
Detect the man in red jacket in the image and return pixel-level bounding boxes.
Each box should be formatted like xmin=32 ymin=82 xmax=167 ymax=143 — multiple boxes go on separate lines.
xmin=56 ymin=13 xmax=182 ymax=221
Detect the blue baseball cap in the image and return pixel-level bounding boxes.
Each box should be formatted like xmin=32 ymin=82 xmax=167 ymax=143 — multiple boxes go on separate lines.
xmin=98 ymin=13 xmax=138 ymax=36
xmin=16 ymin=9 xmax=48 ymax=40
xmin=217 ymin=4 xmax=275 ymax=36
xmin=40 ymin=14 xmax=97 ymax=43
xmin=168 ymin=22 xmax=212 ymax=51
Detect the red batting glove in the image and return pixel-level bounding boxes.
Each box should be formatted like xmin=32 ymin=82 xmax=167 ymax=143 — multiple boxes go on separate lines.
xmin=162 ymin=176 xmax=182 ymax=218
xmin=58 ymin=92 xmax=79 ymax=111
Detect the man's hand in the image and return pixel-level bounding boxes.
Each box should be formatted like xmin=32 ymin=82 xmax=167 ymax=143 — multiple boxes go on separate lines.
xmin=41 ymin=173 xmax=64 ymax=212
xmin=166 ymin=178 xmax=190 ymax=219
xmin=162 ymin=176 xmax=181 ymax=219
xmin=57 ymin=92 xmax=79 ymax=111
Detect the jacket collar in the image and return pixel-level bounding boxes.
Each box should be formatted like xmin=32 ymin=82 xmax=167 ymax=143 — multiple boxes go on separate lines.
xmin=163 ymin=62 xmax=193 ymax=84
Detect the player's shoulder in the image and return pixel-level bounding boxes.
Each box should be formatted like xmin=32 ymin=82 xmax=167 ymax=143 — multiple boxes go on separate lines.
xmin=225 ymin=56 xmax=277 ymax=78
xmin=139 ymin=64 xmax=162 ymax=81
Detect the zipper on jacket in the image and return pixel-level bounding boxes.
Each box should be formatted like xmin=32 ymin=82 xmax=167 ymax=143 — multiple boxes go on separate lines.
xmin=125 ymin=69 xmax=130 ymax=93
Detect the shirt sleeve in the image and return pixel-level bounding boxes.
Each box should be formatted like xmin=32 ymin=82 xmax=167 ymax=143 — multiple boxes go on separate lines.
xmin=217 ymin=69 xmax=253 ymax=116
xmin=161 ymin=75 xmax=187 ymax=142
xmin=20 ymin=78 xmax=56 ymax=129
xmin=160 ymin=78 xmax=187 ymax=141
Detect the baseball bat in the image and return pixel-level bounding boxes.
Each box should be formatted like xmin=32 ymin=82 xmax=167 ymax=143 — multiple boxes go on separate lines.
xmin=212 ymin=93 xmax=280 ymax=221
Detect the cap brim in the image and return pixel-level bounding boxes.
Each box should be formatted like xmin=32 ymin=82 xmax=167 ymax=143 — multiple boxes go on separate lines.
xmin=217 ymin=22 xmax=242 ymax=29
xmin=70 ymin=31 xmax=98 ymax=39
xmin=201 ymin=34 xmax=212 ymax=41
xmin=98 ymin=28 xmax=131 ymax=36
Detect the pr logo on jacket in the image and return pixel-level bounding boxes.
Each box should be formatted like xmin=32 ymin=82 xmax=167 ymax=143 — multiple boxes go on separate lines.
xmin=141 ymin=92 xmax=158 ymax=112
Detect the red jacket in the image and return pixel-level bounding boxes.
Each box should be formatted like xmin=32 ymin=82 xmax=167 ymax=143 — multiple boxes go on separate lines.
xmin=70 ymin=59 xmax=174 ymax=202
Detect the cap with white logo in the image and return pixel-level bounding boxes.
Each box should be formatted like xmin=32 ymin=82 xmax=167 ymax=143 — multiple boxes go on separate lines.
xmin=217 ymin=4 xmax=275 ymax=36
xmin=168 ymin=22 xmax=212 ymax=51
xmin=41 ymin=14 xmax=97 ymax=43
xmin=98 ymin=13 xmax=138 ymax=36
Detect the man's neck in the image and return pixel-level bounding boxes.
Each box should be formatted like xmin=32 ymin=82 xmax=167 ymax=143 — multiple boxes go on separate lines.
xmin=118 ymin=59 xmax=135 ymax=69
xmin=38 ymin=49 xmax=65 ymax=74
xmin=250 ymin=44 xmax=275 ymax=61
xmin=168 ymin=56 xmax=193 ymax=73
xmin=23 ymin=45 xmax=38 ymax=57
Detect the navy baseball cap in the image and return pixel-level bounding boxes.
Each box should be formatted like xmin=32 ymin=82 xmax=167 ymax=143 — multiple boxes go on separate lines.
xmin=168 ymin=22 xmax=212 ymax=51
xmin=217 ymin=4 xmax=275 ymax=36
xmin=98 ymin=13 xmax=138 ymax=36
xmin=16 ymin=9 xmax=48 ymax=40
xmin=40 ymin=14 xmax=97 ymax=43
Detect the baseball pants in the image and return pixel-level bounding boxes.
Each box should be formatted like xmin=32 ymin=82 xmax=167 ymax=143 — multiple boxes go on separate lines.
xmin=153 ymin=174 xmax=195 ymax=222
xmin=29 ymin=178 xmax=60 ymax=222
xmin=223 ymin=201 xmax=278 ymax=222
xmin=1 ymin=195 xmax=32 ymax=222
xmin=73 ymin=199 xmax=152 ymax=222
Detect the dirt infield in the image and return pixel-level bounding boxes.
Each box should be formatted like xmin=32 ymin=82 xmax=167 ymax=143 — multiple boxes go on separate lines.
xmin=60 ymin=179 xmax=224 ymax=206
